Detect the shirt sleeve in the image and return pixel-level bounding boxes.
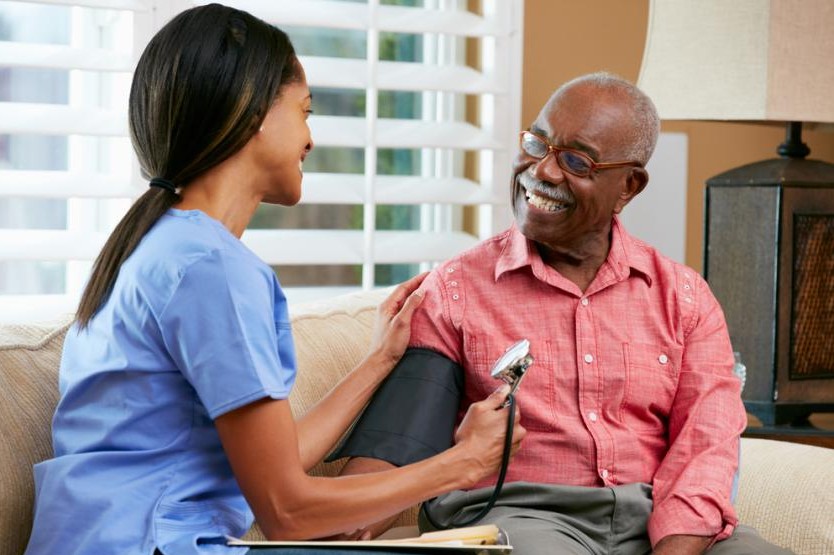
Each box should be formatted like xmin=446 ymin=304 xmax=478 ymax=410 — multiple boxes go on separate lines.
xmin=647 ymin=273 xmax=747 ymax=547
xmin=158 ymin=249 xmax=295 ymax=419
xmin=409 ymin=265 xmax=462 ymax=362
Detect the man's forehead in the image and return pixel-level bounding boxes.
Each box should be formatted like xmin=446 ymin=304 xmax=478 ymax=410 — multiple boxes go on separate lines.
xmin=532 ymin=86 xmax=628 ymax=151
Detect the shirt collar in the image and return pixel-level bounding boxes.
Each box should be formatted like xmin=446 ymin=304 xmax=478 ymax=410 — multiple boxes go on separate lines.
xmin=494 ymin=216 xmax=653 ymax=286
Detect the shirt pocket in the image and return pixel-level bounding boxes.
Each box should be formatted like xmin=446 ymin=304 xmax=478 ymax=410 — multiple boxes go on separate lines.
xmin=620 ymin=341 xmax=681 ymax=431
xmin=465 ymin=333 xmax=556 ymax=432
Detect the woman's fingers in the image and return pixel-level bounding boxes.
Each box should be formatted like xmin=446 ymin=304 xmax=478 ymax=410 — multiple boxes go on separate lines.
xmin=379 ymin=272 xmax=428 ymax=318
xmin=368 ymin=272 xmax=429 ymax=366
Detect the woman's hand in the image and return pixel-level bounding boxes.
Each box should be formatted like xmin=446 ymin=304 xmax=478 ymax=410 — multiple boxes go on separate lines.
xmin=453 ymin=385 xmax=526 ymax=486
xmin=367 ymin=272 xmax=427 ymax=370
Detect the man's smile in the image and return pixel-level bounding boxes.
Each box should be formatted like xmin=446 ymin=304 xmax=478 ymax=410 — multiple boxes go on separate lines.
xmin=517 ymin=172 xmax=573 ymax=213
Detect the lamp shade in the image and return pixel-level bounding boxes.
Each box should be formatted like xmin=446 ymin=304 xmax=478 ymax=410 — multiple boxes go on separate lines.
xmin=637 ymin=0 xmax=834 ymax=123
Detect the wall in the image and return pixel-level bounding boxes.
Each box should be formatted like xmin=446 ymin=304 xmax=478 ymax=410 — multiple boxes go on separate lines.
xmin=521 ymin=0 xmax=834 ymax=271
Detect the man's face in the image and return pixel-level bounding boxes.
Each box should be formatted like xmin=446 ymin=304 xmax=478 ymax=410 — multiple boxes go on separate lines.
xmin=511 ymin=85 xmax=644 ymax=259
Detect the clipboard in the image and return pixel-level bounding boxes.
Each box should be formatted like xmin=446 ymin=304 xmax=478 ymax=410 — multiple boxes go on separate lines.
xmin=227 ymin=524 xmax=513 ymax=553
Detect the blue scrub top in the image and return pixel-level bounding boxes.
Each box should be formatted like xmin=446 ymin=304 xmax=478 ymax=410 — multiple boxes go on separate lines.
xmin=25 ymin=209 xmax=297 ymax=555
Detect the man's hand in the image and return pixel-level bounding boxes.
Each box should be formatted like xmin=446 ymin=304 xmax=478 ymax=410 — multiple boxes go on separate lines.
xmin=652 ymin=534 xmax=711 ymax=555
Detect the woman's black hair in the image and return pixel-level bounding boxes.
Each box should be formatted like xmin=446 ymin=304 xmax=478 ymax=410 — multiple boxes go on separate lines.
xmin=76 ymin=3 xmax=301 ymax=327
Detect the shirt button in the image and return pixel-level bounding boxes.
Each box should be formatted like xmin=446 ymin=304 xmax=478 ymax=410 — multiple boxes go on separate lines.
xmin=447 ymin=267 xmax=455 ymax=273
xmin=580 ymin=298 xmax=589 ymax=306
xmin=588 ymin=411 xmax=598 ymax=422
xmin=584 ymin=353 xmax=593 ymax=364
xmin=452 ymin=294 xmax=460 ymax=301
xmin=600 ymin=469 xmax=609 ymax=479
xmin=450 ymin=281 xmax=458 ymax=286
xmin=658 ymin=354 xmax=669 ymax=364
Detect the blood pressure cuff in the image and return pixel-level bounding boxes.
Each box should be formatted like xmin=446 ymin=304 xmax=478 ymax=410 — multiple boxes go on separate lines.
xmin=326 ymin=347 xmax=463 ymax=467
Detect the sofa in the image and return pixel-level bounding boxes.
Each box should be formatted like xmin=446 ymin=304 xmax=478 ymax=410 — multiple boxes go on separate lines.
xmin=2 ymin=288 xmax=833 ymax=555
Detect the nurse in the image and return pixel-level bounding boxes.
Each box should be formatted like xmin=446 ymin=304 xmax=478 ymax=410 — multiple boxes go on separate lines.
xmin=24 ymin=4 xmax=524 ymax=555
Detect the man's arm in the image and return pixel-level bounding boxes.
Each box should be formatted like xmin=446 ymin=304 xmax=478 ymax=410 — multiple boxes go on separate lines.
xmin=332 ymin=270 xmax=465 ymax=538
xmin=648 ymin=273 xmax=747 ymax=548
xmin=328 ymin=347 xmax=464 ymax=537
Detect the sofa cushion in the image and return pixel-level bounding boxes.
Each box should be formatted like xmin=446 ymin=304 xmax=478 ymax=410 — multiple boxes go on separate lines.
xmin=0 ymin=318 xmax=72 ymax=555
xmin=736 ymin=437 xmax=834 ymax=555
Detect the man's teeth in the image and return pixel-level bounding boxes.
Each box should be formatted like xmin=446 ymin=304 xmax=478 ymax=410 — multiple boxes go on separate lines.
xmin=298 ymin=160 xmax=303 ymax=172
xmin=525 ymin=190 xmax=566 ymax=212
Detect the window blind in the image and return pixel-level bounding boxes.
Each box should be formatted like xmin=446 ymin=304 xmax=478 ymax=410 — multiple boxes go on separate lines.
xmin=0 ymin=0 xmax=524 ymax=321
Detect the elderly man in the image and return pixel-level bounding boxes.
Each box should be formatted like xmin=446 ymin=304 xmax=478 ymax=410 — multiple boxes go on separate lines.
xmin=332 ymin=73 xmax=790 ymax=555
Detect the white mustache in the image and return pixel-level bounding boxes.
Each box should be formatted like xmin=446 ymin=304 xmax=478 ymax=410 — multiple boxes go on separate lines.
xmin=517 ymin=171 xmax=574 ymax=204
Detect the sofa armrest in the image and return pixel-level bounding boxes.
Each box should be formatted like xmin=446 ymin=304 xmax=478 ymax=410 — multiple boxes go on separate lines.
xmin=737 ymin=437 xmax=834 ymax=555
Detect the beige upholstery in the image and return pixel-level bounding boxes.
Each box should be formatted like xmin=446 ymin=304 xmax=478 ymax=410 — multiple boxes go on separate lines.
xmin=1 ymin=290 xmax=832 ymax=555
xmin=735 ymin=438 xmax=834 ymax=554
xmin=0 ymin=319 xmax=69 ymax=555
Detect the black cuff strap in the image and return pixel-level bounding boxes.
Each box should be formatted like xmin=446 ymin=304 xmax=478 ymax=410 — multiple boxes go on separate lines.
xmin=327 ymin=348 xmax=463 ymax=467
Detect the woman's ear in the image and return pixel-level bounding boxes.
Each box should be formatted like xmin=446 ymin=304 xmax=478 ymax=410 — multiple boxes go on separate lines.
xmin=613 ymin=167 xmax=649 ymax=214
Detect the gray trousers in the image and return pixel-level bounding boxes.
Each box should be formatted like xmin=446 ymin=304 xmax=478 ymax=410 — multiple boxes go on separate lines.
xmin=419 ymin=482 xmax=794 ymax=555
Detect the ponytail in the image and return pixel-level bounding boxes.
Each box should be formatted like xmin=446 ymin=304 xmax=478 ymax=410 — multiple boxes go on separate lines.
xmin=74 ymin=3 xmax=300 ymax=326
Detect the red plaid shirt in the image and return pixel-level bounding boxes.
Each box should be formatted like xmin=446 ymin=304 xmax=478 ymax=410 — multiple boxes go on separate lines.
xmin=409 ymin=217 xmax=746 ymax=546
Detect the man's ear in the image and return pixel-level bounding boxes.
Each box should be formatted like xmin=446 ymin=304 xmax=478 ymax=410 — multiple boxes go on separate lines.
xmin=613 ymin=167 xmax=648 ymax=214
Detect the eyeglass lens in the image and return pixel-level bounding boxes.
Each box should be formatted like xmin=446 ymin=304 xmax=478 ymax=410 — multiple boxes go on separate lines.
xmin=521 ymin=133 xmax=592 ymax=177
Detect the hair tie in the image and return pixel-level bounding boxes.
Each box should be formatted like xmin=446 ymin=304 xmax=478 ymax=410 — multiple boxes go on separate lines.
xmin=149 ymin=177 xmax=177 ymax=194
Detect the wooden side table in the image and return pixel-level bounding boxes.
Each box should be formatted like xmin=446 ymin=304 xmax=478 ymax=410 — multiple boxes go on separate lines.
xmin=744 ymin=413 xmax=834 ymax=449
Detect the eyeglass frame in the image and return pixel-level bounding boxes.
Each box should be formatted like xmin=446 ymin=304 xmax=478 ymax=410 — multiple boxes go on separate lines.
xmin=518 ymin=130 xmax=643 ymax=178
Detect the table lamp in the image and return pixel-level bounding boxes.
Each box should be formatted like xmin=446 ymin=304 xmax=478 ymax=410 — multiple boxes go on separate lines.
xmin=637 ymin=0 xmax=834 ymax=426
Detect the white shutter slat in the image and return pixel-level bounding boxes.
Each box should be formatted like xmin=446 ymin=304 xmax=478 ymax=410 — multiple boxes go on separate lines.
xmin=0 ymin=228 xmax=477 ymax=265
xmin=377 ymin=61 xmax=501 ymax=95
xmin=298 ymin=173 xmax=365 ymax=204
xmin=0 ymin=41 xmax=133 ymax=72
xmin=374 ymin=176 xmax=505 ymax=205
xmin=0 ymin=108 xmax=499 ymax=148
xmin=300 ymin=173 xmax=505 ymax=205
xmin=242 ymin=229 xmax=364 ymax=265
xmin=13 ymin=0 xmax=149 ymax=9
xmin=0 ymin=170 xmax=137 ymax=199
xmin=242 ymin=229 xmax=478 ymax=266
xmin=302 ymin=56 xmax=502 ymax=94
xmin=309 ymin=115 xmax=502 ymax=150
xmin=0 ymin=102 xmax=126 ymax=136
xmin=206 ymin=0 xmax=506 ymax=37
xmin=0 ymin=230 xmax=106 ymax=261
xmin=301 ymin=57 xmax=367 ymax=90
xmin=196 ymin=0 xmax=368 ymax=31
xmin=377 ymin=4 xmax=505 ymax=37
xmin=0 ymin=171 xmax=502 ymax=205
xmin=375 ymin=230 xmax=479 ymax=264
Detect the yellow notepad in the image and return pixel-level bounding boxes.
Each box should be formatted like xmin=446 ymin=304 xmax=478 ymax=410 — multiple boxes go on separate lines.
xmin=227 ymin=524 xmax=512 ymax=552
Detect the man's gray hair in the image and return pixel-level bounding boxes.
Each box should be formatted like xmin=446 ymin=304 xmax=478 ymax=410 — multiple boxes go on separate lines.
xmin=555 ymin=72 xmax=660 ymax=165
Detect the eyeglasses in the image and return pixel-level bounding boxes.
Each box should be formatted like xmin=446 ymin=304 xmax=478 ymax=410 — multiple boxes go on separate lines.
xmin=519 ymin=131 xmax=643 ymax=178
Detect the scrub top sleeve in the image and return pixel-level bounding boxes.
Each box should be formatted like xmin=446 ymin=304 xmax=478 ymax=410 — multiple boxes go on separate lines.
xmin=159 ymin=250 xmax=294 ymax=419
